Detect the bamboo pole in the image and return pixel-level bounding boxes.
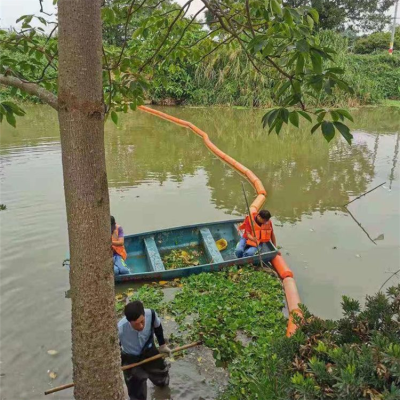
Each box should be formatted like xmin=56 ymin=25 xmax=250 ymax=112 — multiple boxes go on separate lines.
xmin=44 ymin=341 xmax=202 ymax=395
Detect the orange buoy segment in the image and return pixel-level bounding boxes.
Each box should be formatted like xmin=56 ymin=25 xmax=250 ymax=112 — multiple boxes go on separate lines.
xmin=138 ymin=105 xmax=301 ymax=336
xmin=272 ymin=255 xmax=294 ymax=279
xmin=286 ymin=308 xmax=302 ymax=337
xmin=282 ymin=277 xmax=301 ymax=312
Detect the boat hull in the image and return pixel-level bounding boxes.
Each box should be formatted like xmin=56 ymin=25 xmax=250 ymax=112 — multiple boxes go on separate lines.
xmin=115 ymin=218 xmax=278 ymax=283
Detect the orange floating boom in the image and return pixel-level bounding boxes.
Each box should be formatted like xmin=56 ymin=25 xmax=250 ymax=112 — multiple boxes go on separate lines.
xmin=138 ymin=105 xmax=302 ymax=336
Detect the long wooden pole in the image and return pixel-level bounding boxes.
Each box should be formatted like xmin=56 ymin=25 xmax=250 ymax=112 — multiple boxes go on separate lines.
xmin=343 ymin=182 xmax=386 ymax=207
xmin=44 ymin=341 xmax=202 ymax=395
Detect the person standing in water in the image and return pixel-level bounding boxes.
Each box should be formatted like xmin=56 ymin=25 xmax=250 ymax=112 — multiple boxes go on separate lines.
xmin=235 ymin=209 xmax=277 ymax=258
xmin=111 ymin=215 xmax=130 ymax=275
xmin=119 ymin=300 xmax=171 ymax=400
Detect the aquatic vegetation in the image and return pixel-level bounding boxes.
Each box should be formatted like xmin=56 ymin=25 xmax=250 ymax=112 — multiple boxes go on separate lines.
xmin=162 ymin=248 xmax=203 ymax=270
xmin=115 ymin=285 xmax=164 ymax=315
xmin=167 ymin=266 xmax=286 ymax=396
xmin=0 ymin=204 xmax=6 ymax=211
xmin=114 ymin=266 xmax=286 ymax=397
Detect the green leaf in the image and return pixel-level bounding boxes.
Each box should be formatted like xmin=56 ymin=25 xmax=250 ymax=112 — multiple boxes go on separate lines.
xmin=111 ymin=111 xmax=118 ymax=125
xmin=5 ymin=112 xmax=16 ymax=127
xmin=275 ymin=119 xmax=283 ymax=134
xmin=296 ymin=39 xmax=309 ymax=53
xmin=280 ymin=108 xmax=289 ymax=124
xmin=336 ymin=109 xmax=354 ymax=122
xmin=276 ymin=81 xmax=291 ymax=99
xmin=1 ymin=102 xmax=25 ymax=116
xmin=298 ymin=111 xmax=312 ymax=122
xmin=283 ymin=9 xmax=293 ymax=25
xmin=321 ymin=121 xmax=335 ymax=142
xmin=102 ymin=7 xmax=115 ymax=24
xmin=308 ymin=8 xmax=319 ymax=23
xmin=330 ymin=111 xmax=340 ymax=121
xmin=289 ymin=111 xmax=299 ymax=128
xmin=311 ymin=122 xmax=322 ymax=134
xmin=317 ymin=112 xmax=326 ymax=122
xmin=248 ymin=36 xmax=268 ymax=53
xmin=267 ymin=109 xmax=280 ymax=127
xmin=296 ymin=54 xmax=305 ymax=75
xmin=262 ymin=109 xmax=276 ymax=128
xmin=16 ymin=15 xmax=28 ymax=23
xmin=334 ymin=121 xmax=353 ymax=144
xmin=271 ymin=0 xmax=282 ymax=16
xmin=327 ymin=67 xmax=345 ymax=74
xmin=37 ymin=16 xmax=47 ymax=25
xmin=132 ymin=27 xmax=143 ymax=39
xmin=262 ymin=41 xmax=274 ymax=56
xmin=309 ymin=74 xmax=323 ymax=92
xmin=306 ymin=15 xmax=314 ymax=29
xmin=310 ymin=51 xmax=322 ymax=74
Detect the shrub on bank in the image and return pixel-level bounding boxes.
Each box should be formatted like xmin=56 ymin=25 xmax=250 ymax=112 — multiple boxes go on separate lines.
xmin=239 ymin=285 xmax=400 ymax=400
xmin=354 ymin=28 xmax=400 ymax=54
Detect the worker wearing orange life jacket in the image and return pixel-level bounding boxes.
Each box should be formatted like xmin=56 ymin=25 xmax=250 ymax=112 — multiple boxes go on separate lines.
xmin=235 ymin=209 xmax=277 ymax=258
xmin=111 ymin=215 xmax=129 ymax=275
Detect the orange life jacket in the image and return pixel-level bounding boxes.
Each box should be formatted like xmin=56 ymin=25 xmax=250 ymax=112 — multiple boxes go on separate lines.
xmin=239 ymin=213 xmax=273 ymax=247
xmin=112 ymin=224 xmax=127 ymax=260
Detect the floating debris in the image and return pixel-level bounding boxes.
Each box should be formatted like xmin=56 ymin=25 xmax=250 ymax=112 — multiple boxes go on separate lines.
xmin=162 ymin=249 xmax=203 ymax=270
xmin=47 ymin=350 xmax=58 ymax=356
xmin=48 ymin=371 xmax=57 ymax=379
xmin=374 ymin=234 xmax=385 ymax=241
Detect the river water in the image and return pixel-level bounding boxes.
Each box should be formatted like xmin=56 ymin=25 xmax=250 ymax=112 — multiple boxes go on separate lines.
xmin=0 ymin=105 xmax=399 ymax=399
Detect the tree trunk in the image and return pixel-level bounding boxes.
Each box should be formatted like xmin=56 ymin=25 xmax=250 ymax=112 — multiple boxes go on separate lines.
xmin=57 ymin=1 xmax=124 ymax=399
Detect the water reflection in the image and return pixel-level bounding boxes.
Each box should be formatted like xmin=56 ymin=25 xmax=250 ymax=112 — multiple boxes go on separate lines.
xmin=1 ymin=106 xmax=398 ymax=225
xmin=102 ymin=107 xmax=398 ymax=222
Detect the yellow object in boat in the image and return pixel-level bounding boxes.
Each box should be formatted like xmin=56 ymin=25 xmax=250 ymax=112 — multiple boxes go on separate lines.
xmin=215 ymin=238 xmax=228 ymax=251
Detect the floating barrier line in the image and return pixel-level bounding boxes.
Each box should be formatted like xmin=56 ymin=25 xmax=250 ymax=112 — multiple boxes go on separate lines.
xmin=138 ymin=105 xmax=302 ymax=336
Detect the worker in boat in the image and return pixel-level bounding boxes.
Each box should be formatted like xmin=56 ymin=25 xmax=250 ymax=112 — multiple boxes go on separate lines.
xmin=235 ymin=209 xmax=277 ymax=258
xmin=119 ymin=300 xmax=172 ymax=400
xmin=111 ymin=215 xmax=130 ymax=275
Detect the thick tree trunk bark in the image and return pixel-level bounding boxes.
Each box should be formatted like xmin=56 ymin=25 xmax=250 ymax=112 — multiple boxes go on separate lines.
xmin=57 ymin=1 xmax=124 ymax=399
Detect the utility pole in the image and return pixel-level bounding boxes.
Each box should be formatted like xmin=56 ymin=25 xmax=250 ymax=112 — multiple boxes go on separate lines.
xmin=389 ymin=0 xmax=399 ymax=54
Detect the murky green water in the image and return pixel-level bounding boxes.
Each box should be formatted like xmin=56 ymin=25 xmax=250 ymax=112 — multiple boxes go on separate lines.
xmin=1 ymin=105 xmax=399 ymax=399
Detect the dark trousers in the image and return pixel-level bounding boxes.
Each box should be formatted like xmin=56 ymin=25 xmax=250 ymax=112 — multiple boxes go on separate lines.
xmin=122 ymin=346 xmax=169 ymax=400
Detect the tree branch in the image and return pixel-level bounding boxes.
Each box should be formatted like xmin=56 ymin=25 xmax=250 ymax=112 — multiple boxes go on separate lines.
xmin=191 ymin=35 xmax=234 ymax=65
xmin=245 ymin=0 xmax=256 ymax=37
xmin=184 ymin=27 xmax=222 ymax=49
xmin=160 ymin=6 xmax=206 ymax=63
xmin=113 ymin=0 xmax=142 ymax=69
xmin=138 ymin=0 xmax=193 ymax=72
xmin=0 ymin=74 xmax=58 ymax=110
